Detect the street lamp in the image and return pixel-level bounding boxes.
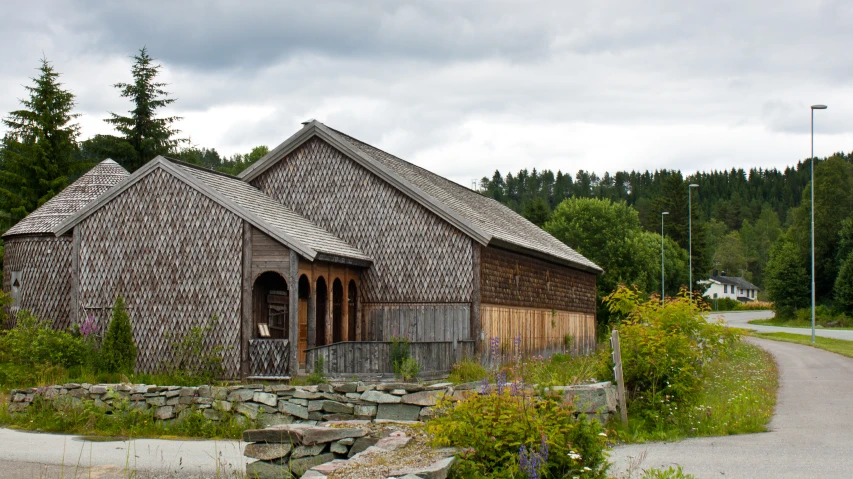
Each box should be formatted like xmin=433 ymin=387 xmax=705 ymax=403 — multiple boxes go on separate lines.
xmin=661 ymin=211 xmax=669 ymax=304
xmin=811 ymin=104 xmax=827 ymax=343
xmin=688 ymin=184 xmax=699 ymax=300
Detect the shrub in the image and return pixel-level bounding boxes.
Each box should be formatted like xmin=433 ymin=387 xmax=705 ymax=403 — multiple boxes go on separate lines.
xmin=397 ymin=356 xmax=421 ymax=381
xmin=390 ymin=336 xmax=420 ymax=380
xmin=709 ymin=297 xmax=740 ymax=311
xmin=427 ymin=390 xmax=608 ymax=478
xmin=641 ymin=466 xmax=697 ymax=479
xmin=0 ymin=310 xmax=88 ymax=369
xmin=100 ymin=296 xmax=137 ymax=375
xmin=602 ymin=286 xmax=739 ymax=421
xmin=161 ymin=316 xmax=229 ymax=383
xmin=306 ymin=356 xmax=328 ymax=385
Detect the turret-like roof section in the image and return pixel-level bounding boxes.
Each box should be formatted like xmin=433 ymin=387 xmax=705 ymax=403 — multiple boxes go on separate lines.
xmin=3 ymin=159 xmax=129 ymax=237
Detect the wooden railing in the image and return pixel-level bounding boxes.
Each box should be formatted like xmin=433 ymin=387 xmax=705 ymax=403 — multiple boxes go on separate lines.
xmin=249 ymin=339 xmax=290 ymax=377
xmin=305 ymin=340 xmax=475 ymax=375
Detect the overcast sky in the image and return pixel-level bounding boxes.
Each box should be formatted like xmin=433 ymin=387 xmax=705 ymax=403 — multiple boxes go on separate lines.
xmin=2 ymin=0 xmax=852 ymax=186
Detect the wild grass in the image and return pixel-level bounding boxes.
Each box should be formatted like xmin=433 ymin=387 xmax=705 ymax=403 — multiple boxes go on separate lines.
xmin=0 ymin=394 xmax=255 ymax=440
xmin=751 ymin=332 xmax=853 ymax=358
xmin=749 ymin=318 xmax=853 ymax=330
xmin=614 ymin=341 xmax=778 ymax=443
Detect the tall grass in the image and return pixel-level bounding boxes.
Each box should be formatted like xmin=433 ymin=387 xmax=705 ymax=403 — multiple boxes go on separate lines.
xmin=752 ymin=332 xmax=853 ymax=358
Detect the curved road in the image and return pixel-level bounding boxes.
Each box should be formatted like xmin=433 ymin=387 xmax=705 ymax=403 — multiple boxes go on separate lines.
xmin=708 ymin=310 xmax=853 ymax=340
xmin=610 ymin=336 xmax=853 ymax=478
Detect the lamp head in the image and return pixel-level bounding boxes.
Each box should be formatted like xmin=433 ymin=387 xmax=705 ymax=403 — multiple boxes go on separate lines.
xmin=811 ymin=105 xmax=828 ymax=110
xmin=662 ymin=211 xmax=670 ymax=215
xmin=689 ymin=183 xmax=699 ymax=188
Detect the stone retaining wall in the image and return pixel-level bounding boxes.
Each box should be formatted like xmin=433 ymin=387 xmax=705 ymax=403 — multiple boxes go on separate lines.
xmin=7 ymin=380 xmax=617 ymax=427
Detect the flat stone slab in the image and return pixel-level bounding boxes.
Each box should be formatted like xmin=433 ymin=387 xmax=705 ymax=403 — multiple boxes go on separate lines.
xmin=292 ymin=443 xmax=326 ymax=458
xmin=321 ymin=400 xmax=353 ymax=414
xmin=389 ymin=456 xmax=457 ymax=479
xmin=402 ymin=390 xmax=443 ymax=406
xmin=376 ymin=403 xmax=422 ymax=421
xmin=360 ymin=390 xmax=401 ymax=404
xmin=280 ymin=401 xmax=310 ymax=419
xmin=246 ymin=460 xmax=295 ymax=479
xmin=302 ymin=426 xmax=367 ymax=446
xmin=244 ymin=443 xmax=293 ymax=461
xmin=243 ymin=424 xmax=312 ymax=444
xmin=347 ymin=437 xmax=379 ymax=457
xmin=291 ymin=452 xmax=337 ymax=476
xmin=253 ymin=391 xmax=278 ymax=407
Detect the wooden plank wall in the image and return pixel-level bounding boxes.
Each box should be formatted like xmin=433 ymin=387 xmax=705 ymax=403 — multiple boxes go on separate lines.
xmin=481 ymin=304 xmax=596 ymax=357
xmin=364 ymin=303 xmax=471 ymax=342
xmin=251 ymin=227 xmax=290 ymax=281
xmin=306 ymin=340 xmax=475 ymax=374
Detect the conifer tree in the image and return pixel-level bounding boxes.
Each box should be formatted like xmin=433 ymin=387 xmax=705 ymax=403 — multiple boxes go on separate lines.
xmin=97 ymin=47 xmax=184 ymax=171
xmin=100 ymin=295 xmax=137 ymax=374
xmin=0 ymin=58 xmax=80 ymax=229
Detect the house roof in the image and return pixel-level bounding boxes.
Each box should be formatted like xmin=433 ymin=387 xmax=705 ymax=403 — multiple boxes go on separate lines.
xmin=3 ymin=159 xmax=129 ymax=238
xmin=54 ymin=157 xmax=372 ymax=266
xmin=708 ymin=275 xmax=760 ymax=291
xmin=239 ymin=121 xmax=603 ymax=274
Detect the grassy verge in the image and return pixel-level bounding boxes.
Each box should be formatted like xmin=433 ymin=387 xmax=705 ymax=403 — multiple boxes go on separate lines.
xmin=749 ymin=318 xmax=853 ymax=330
xmin=751 ymin=332 xmax=853 ymax=358
xmin=0 ymin=394 xmax=254 ymax=439
xmin=615 ymin=341 xmax=778 ymax=443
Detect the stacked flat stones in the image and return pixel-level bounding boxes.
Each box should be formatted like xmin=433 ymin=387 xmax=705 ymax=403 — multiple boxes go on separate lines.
xmin=6 ymin=381 xmax=455 ymax=424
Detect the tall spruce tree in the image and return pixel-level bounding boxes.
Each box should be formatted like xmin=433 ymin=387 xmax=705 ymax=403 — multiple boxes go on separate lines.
xmin=99 ymin=47 xmax=184 ymax=171
xmin=0 ymin=58 xmax=80 ymax=230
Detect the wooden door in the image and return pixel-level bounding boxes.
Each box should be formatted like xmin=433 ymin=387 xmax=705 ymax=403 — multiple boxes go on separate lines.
xmin=299 ymin=297 xmax=308 ymax=366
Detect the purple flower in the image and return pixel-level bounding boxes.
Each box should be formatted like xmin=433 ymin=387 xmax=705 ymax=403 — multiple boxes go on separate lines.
xmin=480 ymin=377 xmax=490 ymax=395
xmin=510 ymin=379 xmax=520 ymax=396
xmin=79 ymin=314 xmax=98 ymax=338
xmin=496 ymin=371 xmax=507 ymax=395
xmin=518 ymin=435 xmax=549 ymax=479
xmin=490 ymin=336 xmax=501 ymax=360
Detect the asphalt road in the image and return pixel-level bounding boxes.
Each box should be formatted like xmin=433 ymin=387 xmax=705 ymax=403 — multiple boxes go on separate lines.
xmin=609 ymin=336 xmax=853 ymax=478
xmin=708 ymin=309 xmax=853 ymax=340
xmin=0 ymin=428 xmax=244 ymax=478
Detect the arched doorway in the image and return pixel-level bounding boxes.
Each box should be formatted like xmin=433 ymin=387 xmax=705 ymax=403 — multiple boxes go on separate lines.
xmin=253 ymin=272 xmax=289 ymax=339
xmin=332 ymin=279 xmax=344 ymax=343
xmin=315 ymin=277 xmax=328 ymax=347
xmin=298 ymin=275 xmax=310 ymax=366
xmin=348 ymin=280 xmax=358 ymax=341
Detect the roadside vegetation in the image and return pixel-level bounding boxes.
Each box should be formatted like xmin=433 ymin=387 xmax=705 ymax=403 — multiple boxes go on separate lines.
xmin=707 ymin=297 xmax=773 ymax=312
xmin=749 ymin=305 xmax=853 ymax=329
xmin=751 ymin=332 xmax=853 ymax=358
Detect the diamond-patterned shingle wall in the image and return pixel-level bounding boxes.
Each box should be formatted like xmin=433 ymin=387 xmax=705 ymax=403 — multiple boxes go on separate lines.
xmin=76 ymin=168 xmax=243 ymax=376
xmin=252 ymin=137 xmax=473 ymax=303
xmin=2 ymin=236 xmax=72 ymax=329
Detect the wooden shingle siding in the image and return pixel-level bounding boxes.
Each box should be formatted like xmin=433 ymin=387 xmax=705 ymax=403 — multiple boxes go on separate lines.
xmin=481 ymin=246 xmax=596 ymax=314
xmin=251 ymin=137 xmax=474 ymax=303
xmin=2 ymin=236 xmax=72 ymax=329
xmin=364 ymin=303 xmax=471 ymax=342
xmin=75 ymin=169 xmax=243 ymax=376
xmin=481 ymin=304 xmax=595 ymax=356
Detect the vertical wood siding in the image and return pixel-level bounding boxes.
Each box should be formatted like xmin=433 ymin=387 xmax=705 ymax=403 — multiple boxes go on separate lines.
xmin=481 ymin=304 xmax=596 ymax=356
xmin=306 ymin=340 xmax=475 ymax=375
xmin=363 ymin=303 xmax=471 ymax=342
xmin=481 ymin=246 xmax=597 ymax=313
xmin=2 ymin=236 xmax=72 ymax=329
xmin=76 ymin=169 xmax=243 ymax=376
xmin=251 ymin=137 xmax=474 ymax=303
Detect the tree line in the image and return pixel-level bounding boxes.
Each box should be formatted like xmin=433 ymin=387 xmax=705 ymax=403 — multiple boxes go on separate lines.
xmin=480 ymin=153 xmax=853 ymax=320
xmin=0 ymin=49 xmax=268 ymax=236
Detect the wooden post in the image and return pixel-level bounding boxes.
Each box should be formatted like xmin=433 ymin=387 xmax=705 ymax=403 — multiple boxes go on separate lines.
xmin=470 ymin=243 xmax=481 ymax=353
xmin=240 ymin=221 xmax=253 ymax=379
xmin=70 ymin=228 xmax=80 ymax=327
xmin=289 ymin=250 xmax=299 ymax=376
xmin=611 ymin=329 xmax=629 ymax=426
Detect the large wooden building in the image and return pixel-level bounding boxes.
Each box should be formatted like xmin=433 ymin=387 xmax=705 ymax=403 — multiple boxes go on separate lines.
xmin=3 ymin=121 xmax=602 ymax=378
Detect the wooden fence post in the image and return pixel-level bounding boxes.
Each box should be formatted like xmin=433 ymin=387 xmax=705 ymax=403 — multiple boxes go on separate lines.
xmin=611 ymin=329 xmax=629 ymax=426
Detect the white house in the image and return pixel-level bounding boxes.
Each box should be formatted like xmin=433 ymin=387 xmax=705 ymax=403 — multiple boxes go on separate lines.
xmin=699 ymin=271 xmax=759 ymax=302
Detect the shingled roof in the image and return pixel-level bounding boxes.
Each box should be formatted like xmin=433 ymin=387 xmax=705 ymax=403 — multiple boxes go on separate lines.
xmin=54 ymin=157 xmax=371 ymax=265
xmin=708 ymin=275 xmax=760 ymax=291
xmin=240 ymin=121 xmax=603 ymax=274
xmin=3 ymin=159 xmax=129 ymax=238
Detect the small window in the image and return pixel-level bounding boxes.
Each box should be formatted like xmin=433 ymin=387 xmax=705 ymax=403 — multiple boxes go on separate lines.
xmin=10 ymin=271 xmax=21 ymax=308
xmin=724 ymin=285 xmax=727 ymax=294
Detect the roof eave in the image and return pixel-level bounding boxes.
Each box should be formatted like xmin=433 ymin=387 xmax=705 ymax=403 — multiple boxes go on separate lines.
xmin=315 ymin=252 xmax=373 ymax=268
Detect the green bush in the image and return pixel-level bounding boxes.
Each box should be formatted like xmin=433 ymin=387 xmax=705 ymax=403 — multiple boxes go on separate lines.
xmin=641 ymin=466 xmax=697 ymax=479
xmin=390 ymin=336 xmax=420 ymax=380
xmin=709 ymin=297 xmax=740 ymax=311
xmin=0 ymin=310 xmax=88 ymax=369
xmin=397 ymin=356 xmax=421 ymax=381
xmin=427 ymin=391 xmax=608 ymax=478
xmin=100 ymin=296 xmax=137 ymax=375
xmin=603 ymin=286 xmax=739 ymax=421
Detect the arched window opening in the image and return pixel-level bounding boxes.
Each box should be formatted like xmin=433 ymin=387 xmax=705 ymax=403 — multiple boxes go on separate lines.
xmin=253 ymin=271 xmax=288 ymax=339
xmin=347 ymin=280 xmax=357 ymax=341
xmin=332 ymin=279 xmax=344 ymax=343
xmin=315 ymin=277 xmax=328 ymax=347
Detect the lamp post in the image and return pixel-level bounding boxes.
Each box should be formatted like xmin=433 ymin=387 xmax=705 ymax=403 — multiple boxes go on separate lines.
xmin=661 ymin=211 xmax=669 ymax=304
xmin=811 ymin=104 xmax=827 ymax=344
xmin=688 ymin=184 xmax=699 ymax=300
